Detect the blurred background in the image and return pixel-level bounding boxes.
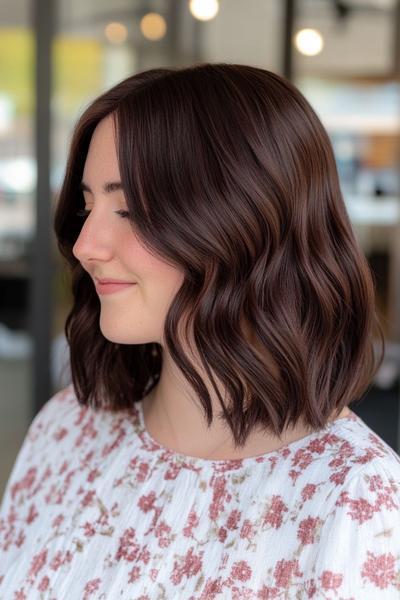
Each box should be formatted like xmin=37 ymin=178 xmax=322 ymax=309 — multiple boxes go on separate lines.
xmin=0 ymin=0 xmax=399 ymax=498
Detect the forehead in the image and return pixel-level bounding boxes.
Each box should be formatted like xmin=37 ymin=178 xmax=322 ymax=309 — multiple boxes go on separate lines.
xmin=83 ymin=115 xmax=120 ymax=179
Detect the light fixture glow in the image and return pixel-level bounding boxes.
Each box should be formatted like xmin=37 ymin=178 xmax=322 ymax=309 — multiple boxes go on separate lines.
xmin=140 ymin=12 xmax=167 ymax=41
xmin=294 ymin=28 xmax=324 ymax=56
xmin=189 ymin=0 xmax=219 ymax=21
xmin=104 ymin=22 xmax=128 ymax=44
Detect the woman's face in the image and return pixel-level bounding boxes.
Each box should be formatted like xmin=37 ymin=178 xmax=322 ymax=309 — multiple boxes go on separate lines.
xmin=72 ymin=114 xmax=185 ymax=345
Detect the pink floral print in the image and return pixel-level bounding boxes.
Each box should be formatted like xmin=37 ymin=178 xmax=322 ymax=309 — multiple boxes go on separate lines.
xmin=0 ymin=384 xmax=399 ymax=599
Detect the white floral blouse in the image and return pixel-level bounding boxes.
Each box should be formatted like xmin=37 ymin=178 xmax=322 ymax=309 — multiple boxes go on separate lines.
xmin=0 ymin=384 xmax=399 ymax=599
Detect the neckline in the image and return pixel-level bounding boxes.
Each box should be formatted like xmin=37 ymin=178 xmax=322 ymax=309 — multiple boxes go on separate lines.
xmin=134 ymin=400 xmax=358 ymax=470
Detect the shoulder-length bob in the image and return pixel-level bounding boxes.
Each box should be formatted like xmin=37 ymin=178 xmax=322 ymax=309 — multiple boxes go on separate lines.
xmin=54 ymin=62 xmax=385 ymax=448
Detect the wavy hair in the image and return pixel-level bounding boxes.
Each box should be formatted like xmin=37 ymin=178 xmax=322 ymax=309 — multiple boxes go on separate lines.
xmin=54 ymin=62 xmax=385 ymax=448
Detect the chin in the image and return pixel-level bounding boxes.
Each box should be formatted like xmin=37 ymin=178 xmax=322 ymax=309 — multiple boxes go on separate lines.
xmin=99 ymin=321 xmax=129 ymax=344
xmin=98 ymin=323 xmax=152 ymax=345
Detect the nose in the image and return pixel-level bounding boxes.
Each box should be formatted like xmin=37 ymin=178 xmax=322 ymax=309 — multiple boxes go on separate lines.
xmin=72 ymin=211 xmax=114 ymax=265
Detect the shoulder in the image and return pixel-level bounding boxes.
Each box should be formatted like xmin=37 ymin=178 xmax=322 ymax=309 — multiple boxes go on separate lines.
xmin=0 ymin=385 xmax=85 ymax=512
xmin=18 ymin=384 xmax=125 ymax=462
xmin=284 ymin=411 xmax=400 ymax=501
xmin=27 ymin=384 xmax=80 ymax=435
xmin=15 ymin=383 xmax=90 ymax=457
xmin=312 ymin=412 xmax=400 ymax=536
xmin=328 ymin=411 xmax=400 ymax=493
xmin=307 ymin=415 xmax=400 ymax=598
xmin=272 ymin=413 xmax=400 ymax=597
xmin=290 ymin=410 xmax=400 ymax=486
xmin=330 ymin=445 xmax=400 ymax=530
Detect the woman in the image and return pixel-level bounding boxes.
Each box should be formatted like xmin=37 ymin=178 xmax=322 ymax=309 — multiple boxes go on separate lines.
xmin=0 ymin=62 xmax=399 ymax=599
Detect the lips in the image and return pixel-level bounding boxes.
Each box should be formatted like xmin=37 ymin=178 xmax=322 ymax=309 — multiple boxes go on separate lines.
xmin=95 ymin=279 xmax=137 ymax=295
xmin=95 ymin=278 xmax=136 ymax=284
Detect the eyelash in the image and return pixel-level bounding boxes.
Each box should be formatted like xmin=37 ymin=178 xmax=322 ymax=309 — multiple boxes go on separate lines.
xmin=75 ymin=209 xmax=130 ymax=219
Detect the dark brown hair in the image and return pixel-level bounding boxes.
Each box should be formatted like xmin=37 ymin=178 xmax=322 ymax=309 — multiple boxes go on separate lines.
xmin=54 ymin=62 xmax=385 ymax=448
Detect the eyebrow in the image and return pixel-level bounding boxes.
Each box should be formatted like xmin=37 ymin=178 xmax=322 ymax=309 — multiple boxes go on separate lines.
xmin=79 ymin=181 xmax=124 ymax=194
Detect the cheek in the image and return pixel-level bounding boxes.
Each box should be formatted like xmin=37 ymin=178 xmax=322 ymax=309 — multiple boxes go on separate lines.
xmin=140 ymin=267 xmax=185 ymax=327
xmin=120 ymin=232 xmax=185 ymax=297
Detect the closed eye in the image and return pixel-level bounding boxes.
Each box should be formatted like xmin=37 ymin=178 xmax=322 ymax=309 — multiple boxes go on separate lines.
xmin=75 ymin=209 xmax=130 ymax=219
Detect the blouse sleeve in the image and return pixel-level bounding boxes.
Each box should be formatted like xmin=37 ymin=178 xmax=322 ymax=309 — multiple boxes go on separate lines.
xmin=0 ymin=385 xmax=73 ymax=518
xmin=311 ymin=460 xmax=400 ymax=599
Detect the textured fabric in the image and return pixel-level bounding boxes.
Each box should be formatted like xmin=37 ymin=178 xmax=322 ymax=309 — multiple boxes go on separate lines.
xmin=0 ymin=384 xmax=400 ymax=599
